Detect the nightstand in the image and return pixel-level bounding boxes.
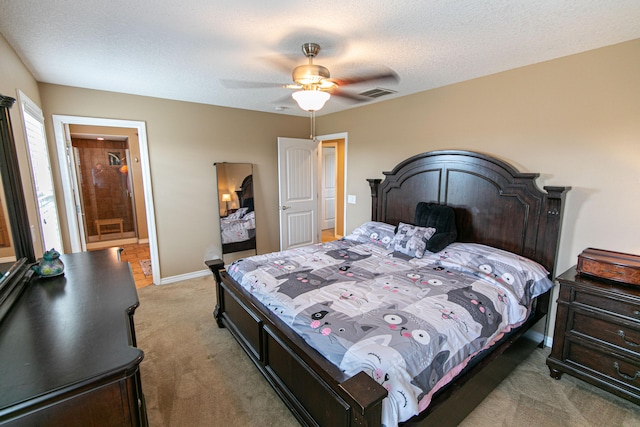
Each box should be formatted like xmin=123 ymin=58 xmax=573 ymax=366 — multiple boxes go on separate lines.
xmin=546 ymin=266 xmax=640 ymax=405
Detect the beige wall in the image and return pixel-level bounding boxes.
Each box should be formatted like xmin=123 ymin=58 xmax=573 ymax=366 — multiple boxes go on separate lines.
xmin=320 ymin=38 xmax=640 ymax=276
xmin=38 ymin=84 xmax=308 ymax=277
xmin=318 ymin=38 xmax=640 ymax=339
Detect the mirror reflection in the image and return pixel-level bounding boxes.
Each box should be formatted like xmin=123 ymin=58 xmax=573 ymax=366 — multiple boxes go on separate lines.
xmin=215 ymin=163 xmax=256 ymax=254
xmin=0 ymin=94 xmax=35 ymax=320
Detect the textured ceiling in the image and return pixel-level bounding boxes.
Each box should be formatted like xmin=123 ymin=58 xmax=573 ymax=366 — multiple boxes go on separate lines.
xmin=1 ymin=1 xmax=639 ymax=117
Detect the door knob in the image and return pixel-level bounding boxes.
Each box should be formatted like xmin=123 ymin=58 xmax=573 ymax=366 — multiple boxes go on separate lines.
xmin=281 ymin=206 xmax=291 ymax=210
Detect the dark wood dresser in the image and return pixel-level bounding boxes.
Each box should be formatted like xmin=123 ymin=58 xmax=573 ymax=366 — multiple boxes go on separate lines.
xmin=0 ymin=248 xmax=148 ymax=426
xmin=547 ymin=266 xmax=640 ymax=405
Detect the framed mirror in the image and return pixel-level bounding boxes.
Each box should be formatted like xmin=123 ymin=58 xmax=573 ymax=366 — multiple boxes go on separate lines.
xmin=0 ymin=94 xmax=36 ymax=322
xmin=215 ymin=163 xmax=256 ymax=255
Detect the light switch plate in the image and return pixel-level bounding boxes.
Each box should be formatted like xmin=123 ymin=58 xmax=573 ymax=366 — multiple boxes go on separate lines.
xmin=347 ymin=195 xmax=356 ymax=204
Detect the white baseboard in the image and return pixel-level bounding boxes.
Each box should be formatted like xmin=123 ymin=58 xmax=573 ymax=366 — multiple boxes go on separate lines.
xmin=524 ymin=328 xmax=553 ymax=348
xmin=157 ymin=268 xmax=212 ymax=285
xmin=544 ymin=335 xmax=553 ymax=348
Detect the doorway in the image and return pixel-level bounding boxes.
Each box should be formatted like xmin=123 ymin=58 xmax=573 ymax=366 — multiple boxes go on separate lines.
xmin=318 ymin=134 xmax=346 ymax=242
xmin=52 ymin=115 xmax=159 ymax=285
xmin=70 ymin=134 xmax=138 ymax=249
xmin=321 ymin=144 xmax=336 ymax=232
xmin=276 ymin=133 xmax=347 ymax=250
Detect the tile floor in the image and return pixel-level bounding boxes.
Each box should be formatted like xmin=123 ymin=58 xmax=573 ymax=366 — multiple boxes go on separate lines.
xmin=118 ymin=242 xmax=153 ymax=288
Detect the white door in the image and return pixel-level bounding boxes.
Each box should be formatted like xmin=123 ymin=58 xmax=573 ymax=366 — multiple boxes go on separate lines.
xmin=277 ymin=137 xmax=319 ymax=250
xmin=321 ymin=146 xmax=336 ymax=230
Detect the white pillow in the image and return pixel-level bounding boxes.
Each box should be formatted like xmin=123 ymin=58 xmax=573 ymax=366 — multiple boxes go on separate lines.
xmin=344 ymin=221 xmax=396 ymax=248
xmin=226 ymin=207 xmax=248 ymax=220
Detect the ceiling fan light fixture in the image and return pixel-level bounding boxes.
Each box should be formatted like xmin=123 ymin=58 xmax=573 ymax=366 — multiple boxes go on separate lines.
xmin=292 ymin=90 xmax=330 ymax=112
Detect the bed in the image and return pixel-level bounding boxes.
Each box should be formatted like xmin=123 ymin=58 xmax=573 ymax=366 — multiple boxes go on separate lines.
xmin=221 ymin=174 xmax=256 ymax=253
xmin=205 ymin=150 xmax=569 ymax=426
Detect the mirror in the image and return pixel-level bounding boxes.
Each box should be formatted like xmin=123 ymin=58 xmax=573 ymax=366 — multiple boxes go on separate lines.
xmin=215 ymin=163 xmax=256 ymax=255
xmin=0 ymin=94 xmax=36 ymax=322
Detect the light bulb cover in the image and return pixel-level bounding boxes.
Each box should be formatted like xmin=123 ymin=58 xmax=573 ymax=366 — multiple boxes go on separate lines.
xmin=221 ymin=193 xmax=231 ymax=202
xmin=292 ymin=90 xmax=330 ymax=111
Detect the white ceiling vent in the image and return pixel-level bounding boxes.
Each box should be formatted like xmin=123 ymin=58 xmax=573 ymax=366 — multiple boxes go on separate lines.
xmin=358 ymin=88 xmax=397 ymax=99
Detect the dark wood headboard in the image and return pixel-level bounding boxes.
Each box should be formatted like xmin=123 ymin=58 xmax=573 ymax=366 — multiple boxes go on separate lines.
xmin=367 ymin=150 xmax=570 ymax=276
xmin=235 ymin=174 xmax=254 ymax=212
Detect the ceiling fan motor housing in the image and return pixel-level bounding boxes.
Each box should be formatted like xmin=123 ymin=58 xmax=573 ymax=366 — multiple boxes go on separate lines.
xmin=293 ymin=64 xmax=330 ymax=85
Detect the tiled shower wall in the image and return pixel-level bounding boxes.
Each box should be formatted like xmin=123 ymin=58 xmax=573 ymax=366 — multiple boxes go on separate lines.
xmin=71 ymin=138 xmax=134 ymax=237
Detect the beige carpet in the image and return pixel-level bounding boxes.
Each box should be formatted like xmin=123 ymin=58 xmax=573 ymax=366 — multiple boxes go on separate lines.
xmin=135 ymin=276 xmax=640 ymax=426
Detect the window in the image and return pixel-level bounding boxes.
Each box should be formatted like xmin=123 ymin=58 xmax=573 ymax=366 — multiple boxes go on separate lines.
xmin=18 ymin=91 xmax=63 ymax=252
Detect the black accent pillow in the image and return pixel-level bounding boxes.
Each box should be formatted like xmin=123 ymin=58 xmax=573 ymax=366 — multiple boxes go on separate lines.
xmin=414 ymin=202 xmax=457 ymax=253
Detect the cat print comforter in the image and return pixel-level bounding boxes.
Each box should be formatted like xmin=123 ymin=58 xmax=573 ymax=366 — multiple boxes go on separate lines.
xmin=220 ymin=209 xmax=256 ymax=244
xmin=226 ymin=222 xmax=555 ymax=427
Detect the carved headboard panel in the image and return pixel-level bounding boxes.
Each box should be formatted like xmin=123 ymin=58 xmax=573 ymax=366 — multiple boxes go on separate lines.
xmin=368 ymin=150 xmax=569 ymax=275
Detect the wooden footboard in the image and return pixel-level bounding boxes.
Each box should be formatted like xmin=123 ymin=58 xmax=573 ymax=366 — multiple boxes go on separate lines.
xmin=206 ymin=260 xmax=387 ymax=426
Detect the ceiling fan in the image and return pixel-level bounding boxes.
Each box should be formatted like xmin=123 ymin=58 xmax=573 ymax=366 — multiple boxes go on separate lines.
xmin=222 ymin=42 xmax=398 ymax=112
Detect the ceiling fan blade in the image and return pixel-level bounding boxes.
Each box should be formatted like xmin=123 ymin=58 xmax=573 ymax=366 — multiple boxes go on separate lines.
xmin=221 ymin=79 xmax=290 ymax=89
xmin=259 ymin=53 xmax=301 ymax=75
xmin=329 ymin=70 xmax=399 ymax=87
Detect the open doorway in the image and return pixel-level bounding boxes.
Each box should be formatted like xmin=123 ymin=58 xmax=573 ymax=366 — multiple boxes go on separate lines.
xmin=69 ymin=129 xmax=141 ymax=250
xmin=52 ymin=115 xmax=159 ymax=286
xmin=276 ymin=133 xmax=346 ymax=250
xmin=318 ymin=133 xmax=346 ymax=242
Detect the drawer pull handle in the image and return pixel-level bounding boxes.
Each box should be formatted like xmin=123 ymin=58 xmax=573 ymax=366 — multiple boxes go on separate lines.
xmin=618 ymin=330 xmax=640 ymax=347
xmin=613 ymin=362 xmax=640 ymax=381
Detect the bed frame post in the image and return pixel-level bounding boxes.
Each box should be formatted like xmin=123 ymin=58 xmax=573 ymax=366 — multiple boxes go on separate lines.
xmin=539 ymin=186 xmax=571 ymax=278
xmin=339 ymin=372 xmax=387 ymax=426
xmin=535 ymin=185 xmax=570 ymax=347
xmin=205 ymin=258 xmax=225 ymax=328
xmin=367 ymin=179 xmax=381 ymax=221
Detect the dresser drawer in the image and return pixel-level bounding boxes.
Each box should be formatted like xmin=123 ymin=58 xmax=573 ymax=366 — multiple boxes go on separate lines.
xmin=566 ymin=340 xmax=640 ymax=392
xmin=571 ymin=310 xmax=640 ymax=353
xmin=567 ymin=286 xmax=640 ymax=321
xmin=549 ymin=267 xmax=640 ymax=405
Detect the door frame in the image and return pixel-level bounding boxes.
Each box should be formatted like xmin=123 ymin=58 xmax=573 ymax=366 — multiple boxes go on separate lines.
xmin=52 ymin=115 xmax=160 ymax=284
